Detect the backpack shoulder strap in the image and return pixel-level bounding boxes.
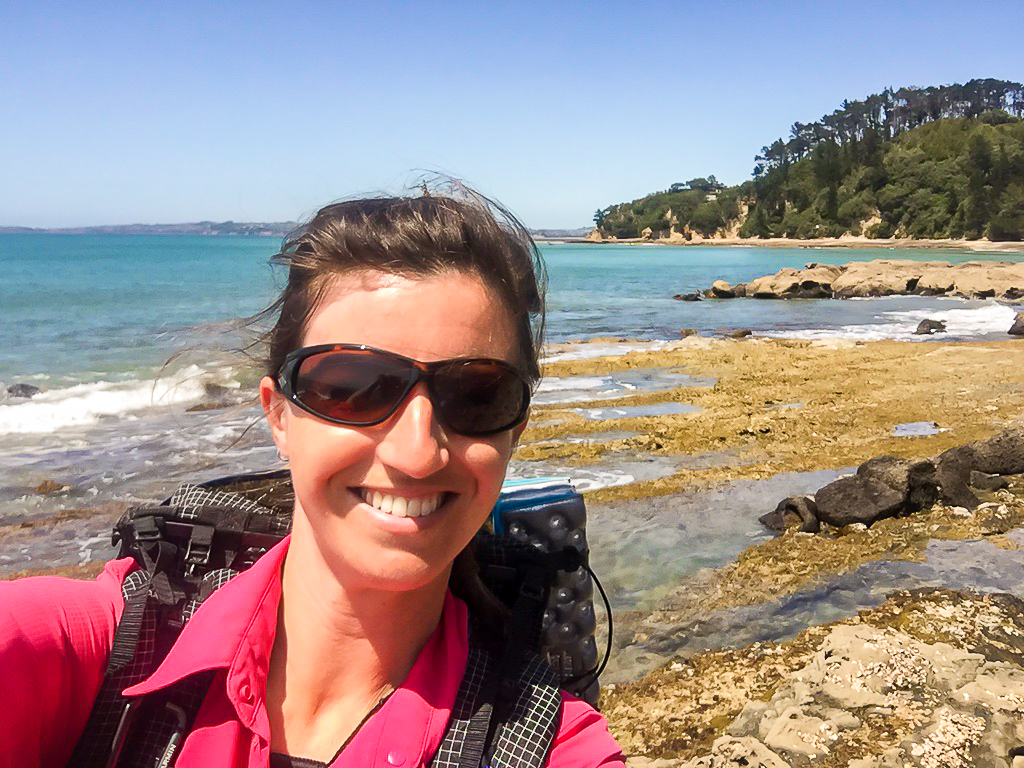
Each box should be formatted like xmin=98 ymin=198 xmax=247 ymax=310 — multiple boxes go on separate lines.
xmin=430 ymin=638 xmax=562 ymax=768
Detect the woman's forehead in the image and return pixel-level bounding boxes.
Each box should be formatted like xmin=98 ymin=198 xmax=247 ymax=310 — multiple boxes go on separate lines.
xmin=304 ymin=271 xmax=517 ymax=361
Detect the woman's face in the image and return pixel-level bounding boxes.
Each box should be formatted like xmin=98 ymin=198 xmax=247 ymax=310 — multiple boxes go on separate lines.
xmin=260 ymin=270 xmax=526 ymax=592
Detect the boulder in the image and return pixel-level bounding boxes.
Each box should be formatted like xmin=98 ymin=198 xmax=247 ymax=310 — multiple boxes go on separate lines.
xmin=7 ymin=383 xmax=42 ymax=398
xmin=673 ymin=292 xmax=702 ymax=302
xmin=679 ymin=328 xmax=699 ymax=338
xmin=709 ymin=280 xmax=736 ymax=298
xmin=727 ymin=329 xmax=752 ymax=339
xmin=969 ymin=425 xmax=1024 ymax=475
xmin=970 ymin=470 xmax=1008 ymax=492
xmin=914 ymin=318 xmax=947 ymax=335
xmin=814 ymin=457 xmax=937 ymax=528
xmin=814 ymin=475 xmax=906 ymax=528
xmin=935 ymin=426 xmax=1024 ymax=509
xmin=935 ymin=446 xmax=980 ymax=509
xmin=1009 ymin=313 xmax=1024 ymax=336
xmin=857 ymin=456 xmax=938 ymax=513
xmin=830 ymin=260 xmax=934 ymax=299
xmin=759 ymin=495 xmax=820 ymax=533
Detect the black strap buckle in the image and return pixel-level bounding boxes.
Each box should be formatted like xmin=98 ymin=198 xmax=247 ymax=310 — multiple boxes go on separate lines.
xmin=184 ymin=524 xmax=215 ymax=578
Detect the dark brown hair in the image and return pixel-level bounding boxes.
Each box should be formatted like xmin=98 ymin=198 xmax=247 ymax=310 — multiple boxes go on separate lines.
xmin=263 ymin=187 xmax=545 ymax=386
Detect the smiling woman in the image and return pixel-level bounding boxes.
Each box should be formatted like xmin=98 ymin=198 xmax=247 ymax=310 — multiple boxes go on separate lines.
xmin=0 ymin=185 xmax=625 ymax=768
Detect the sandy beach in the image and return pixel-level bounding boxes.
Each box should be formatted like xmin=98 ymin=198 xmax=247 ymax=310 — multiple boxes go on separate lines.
xmin=573 ymin=233 xmax=1024 ymax=253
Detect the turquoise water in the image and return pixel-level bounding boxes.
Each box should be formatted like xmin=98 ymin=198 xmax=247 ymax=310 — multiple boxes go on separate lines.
xmin=3 ymin=235 xmax=1020 ymax=389
xmin=0 ymin=234 xmax=1021 ymax=535
xmin=0 ymin=234 xmax=276 ymax=384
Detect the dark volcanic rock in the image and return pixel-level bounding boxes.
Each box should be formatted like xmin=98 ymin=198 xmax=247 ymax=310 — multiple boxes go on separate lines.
xmin=813 ymin=456 xmax=938 ymax=528
xmin=727 ymin=329 xmax=752 ymax=339
xmin=673 ymin=292 xmax=702 ymax=302
xmin=935 ymin=426 xmax=1024 ymax=509
xmin=759 ymin=495 xmax=820 ymax=533
xmin=970 ymin=425 xmax=1024 ymax=475
xmin=857 ymin=456 xmax=939 ymax=513
xmin=935 ymin=446 xmax=980 ymax=509
xmin=814 ymin=475 xmax=906 ymax=527
xmin=970 ymin=470 xmax=1009 ymax=492
xmin=7 ymin=383 xmax=42 ymax=398
xmin=1009 ymin=313 xmax=1024 ymax=336
xmin=913 ymin=318 xmax=947 ymax=335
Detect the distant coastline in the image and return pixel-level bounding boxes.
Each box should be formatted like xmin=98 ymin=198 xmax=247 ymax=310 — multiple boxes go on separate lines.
xmin=1 ymin=223 xmax=597 ymax=240
xmin=0 ymin=221 xmax=298 ymax=236
xmin=582 ymin=233 xmax=1024 ymax=253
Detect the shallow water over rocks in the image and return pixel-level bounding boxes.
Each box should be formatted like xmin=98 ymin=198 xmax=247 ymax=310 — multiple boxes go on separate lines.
xmin=607 ymin=525 xmax=1024 ymax=683
xmin=576 ymin=403 xmax=700 ymax=420
xmin=533 ymin=369 xmax=713 ymax=406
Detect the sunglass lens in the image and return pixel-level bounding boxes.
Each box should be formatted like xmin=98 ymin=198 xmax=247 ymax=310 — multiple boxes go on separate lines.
xmin=294 ymin=352 xmax=409 ymax=425
xmin=434 ymin=361 xmax=527 ymax=435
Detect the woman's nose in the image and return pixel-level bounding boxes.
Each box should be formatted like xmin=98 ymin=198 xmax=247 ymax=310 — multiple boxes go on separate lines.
xmin=375 ymin=385 xmax=449 ymax=478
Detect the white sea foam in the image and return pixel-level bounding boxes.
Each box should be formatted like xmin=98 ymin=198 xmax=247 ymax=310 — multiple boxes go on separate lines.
xmin=0 ymin=365 xmax=212 ymax=435
xmin=768 ymin=302 xmax=1019 ymax=341
xmin=536 ymin=376 xmax=616 ymax=393
xmin=542 ymin=339 xmax=682 ymax=363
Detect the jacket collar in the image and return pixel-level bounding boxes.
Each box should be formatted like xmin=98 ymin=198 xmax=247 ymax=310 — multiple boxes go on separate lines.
xmin=122 ymin=534 xmax=289 ymax=706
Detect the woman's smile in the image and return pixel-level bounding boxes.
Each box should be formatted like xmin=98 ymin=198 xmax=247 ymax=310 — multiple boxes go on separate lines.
xmin=358 ymin=488 xmax=447 ymax=518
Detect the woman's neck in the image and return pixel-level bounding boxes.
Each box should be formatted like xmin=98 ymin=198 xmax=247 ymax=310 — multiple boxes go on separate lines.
xmin=266 ymin=534 xmax=450 ymax=760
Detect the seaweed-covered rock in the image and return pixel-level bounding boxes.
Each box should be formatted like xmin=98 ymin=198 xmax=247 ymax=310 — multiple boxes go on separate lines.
xmin=613 ymin=590 xmax=1024 ymax=768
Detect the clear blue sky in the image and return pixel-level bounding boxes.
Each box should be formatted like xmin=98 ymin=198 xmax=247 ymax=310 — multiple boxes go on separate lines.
xmin=2 ymin=0 xmax=1021 ymax=229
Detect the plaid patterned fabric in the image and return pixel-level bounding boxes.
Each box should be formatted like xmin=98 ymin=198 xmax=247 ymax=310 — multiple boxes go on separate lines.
xmin=430 ymin=641 xmax=561 ymax=768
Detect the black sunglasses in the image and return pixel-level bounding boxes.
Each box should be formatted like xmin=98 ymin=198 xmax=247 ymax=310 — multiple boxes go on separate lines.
xmin=276 ymin=344 xmax=531 ymax=437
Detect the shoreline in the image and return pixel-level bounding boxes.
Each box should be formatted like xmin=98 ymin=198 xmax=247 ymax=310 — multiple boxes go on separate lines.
xmin=543 ymin=234 xmax=1024 ymax=253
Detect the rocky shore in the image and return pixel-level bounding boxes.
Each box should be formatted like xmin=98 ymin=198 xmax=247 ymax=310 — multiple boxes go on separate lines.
xmin=8 ymin=336 xmax=1024 ymax=765
xmin=525 ymin=338 xmax=1024 ymax=766
xmin=705 ymin=259 xmax=1024 ymax=302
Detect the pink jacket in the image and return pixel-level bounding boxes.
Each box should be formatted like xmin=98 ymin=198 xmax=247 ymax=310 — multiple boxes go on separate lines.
xmin=0 ymin=538 xmax=624 ymax=768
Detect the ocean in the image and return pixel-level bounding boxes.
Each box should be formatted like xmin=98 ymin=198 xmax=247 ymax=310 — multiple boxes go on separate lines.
xmin=1 ymin=235 xmax=1022 ymax=578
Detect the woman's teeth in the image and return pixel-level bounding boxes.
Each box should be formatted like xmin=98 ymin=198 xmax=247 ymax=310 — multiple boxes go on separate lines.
xmin=361 ymin=490 xmax=442 ymax=518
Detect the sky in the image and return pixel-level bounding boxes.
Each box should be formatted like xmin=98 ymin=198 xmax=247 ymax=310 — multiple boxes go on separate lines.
xmin=1 ymin=0 xmax=1021 ymax=230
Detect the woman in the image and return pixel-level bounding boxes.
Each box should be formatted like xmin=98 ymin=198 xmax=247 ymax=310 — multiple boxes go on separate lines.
xmin=0 ymin=189 xmax=625 ymax=767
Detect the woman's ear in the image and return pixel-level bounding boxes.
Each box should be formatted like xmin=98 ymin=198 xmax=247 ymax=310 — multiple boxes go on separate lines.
xmin=511 ymin=414 xmax=529 ymax=447
xmin=259 ymin=376 xmax=289 ymax=459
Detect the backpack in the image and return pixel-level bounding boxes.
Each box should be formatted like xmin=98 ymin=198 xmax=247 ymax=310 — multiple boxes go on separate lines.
xmin=67 ymin=470 xmax=608 ymax=768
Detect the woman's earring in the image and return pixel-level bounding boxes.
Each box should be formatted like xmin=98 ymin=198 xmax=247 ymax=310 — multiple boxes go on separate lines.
xmin=277 ymin=448 xmax=289 ymax=463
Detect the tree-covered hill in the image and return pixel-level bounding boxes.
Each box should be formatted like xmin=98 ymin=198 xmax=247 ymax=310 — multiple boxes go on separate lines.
xmin=595 ymin=79 xmax=1024 ymax=242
